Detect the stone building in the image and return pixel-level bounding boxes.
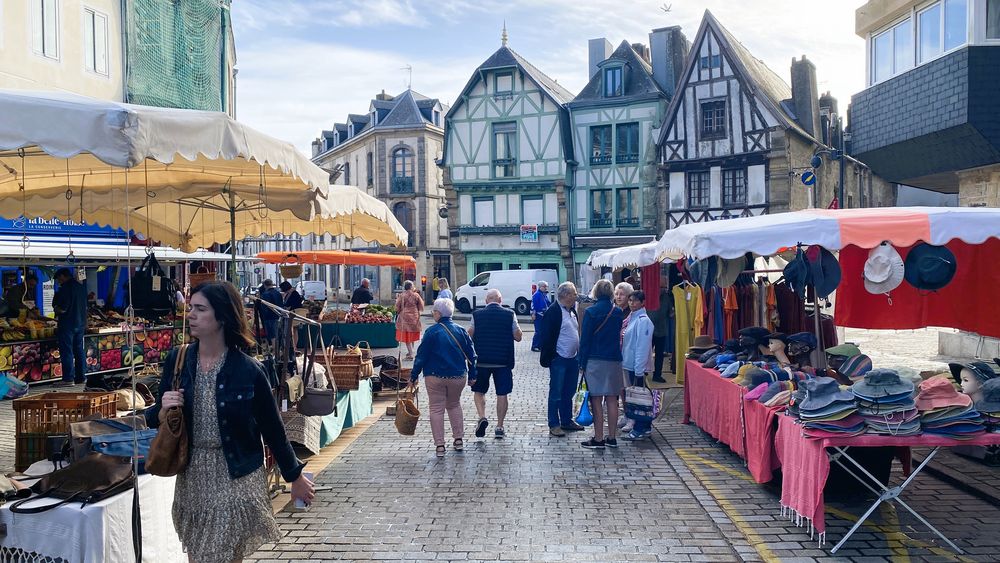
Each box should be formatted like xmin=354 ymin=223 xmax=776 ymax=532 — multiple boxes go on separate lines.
xmin=311 ymin=90 xmax=450 ymax=301
xmin=850 ymin=0 xmax=1000 ymax=207
xmin=657 ymin=11 xmax=894 ymax=227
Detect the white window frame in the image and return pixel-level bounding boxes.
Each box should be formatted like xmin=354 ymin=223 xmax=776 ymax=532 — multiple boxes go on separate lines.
xmin=31 ymin=0 xmax=61 ymax=61
xmin=473 ymin=196 xmax=496 ymax=227
xmin=870 ymin=16 xmax=914 ymax=85
xmin=83 ymin=6 xmax=109 ymax=76
xmin=916 ymin=0 xmax=968 ymax=64
xmin=866 ymin=0 xmax=971 ymax=87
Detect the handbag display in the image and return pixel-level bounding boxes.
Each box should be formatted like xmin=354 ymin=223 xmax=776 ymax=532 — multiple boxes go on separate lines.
xmin=282 ymin=375 xmax=304 ymax=404
xmin=145 ymin=344 xmax=190 ymax=477
xmin=67 ymin=415 xmax=148 ymax=464
xmin=573 ymin=377 xmax=593 ymax=427
xmin=128 ymin=252 xmax=177 ymax=321
xmin=8 ymin=453 xmax=134 ymax=513
xmin=87 ymin=420 xmax=158 ymax=474
xmin=297 ymin=333 xmax=337 ymax=417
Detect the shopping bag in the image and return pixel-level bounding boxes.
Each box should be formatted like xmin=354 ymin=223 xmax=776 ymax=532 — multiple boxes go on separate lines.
xmin=573 ymin=378 xmax=593 ymax=427
xmin=624 ymin=385 xmax=655 ymax=422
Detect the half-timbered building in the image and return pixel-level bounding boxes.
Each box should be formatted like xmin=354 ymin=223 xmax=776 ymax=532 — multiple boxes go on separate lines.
xmin=442 ymin=33 xmax=575 ymax=286
xmin=657 ymin=11 xmax=893 ymax=228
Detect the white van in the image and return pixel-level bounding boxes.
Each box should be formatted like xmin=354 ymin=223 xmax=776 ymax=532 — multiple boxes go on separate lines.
xmin=296 ymin=280 xmax=328 ymax=302
xmin=454 ymin=269 xmax=559 ymax=316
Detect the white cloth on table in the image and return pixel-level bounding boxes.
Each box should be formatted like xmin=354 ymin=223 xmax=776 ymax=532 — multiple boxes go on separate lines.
xmin=0 ymin=461 xmax=184 ymax=563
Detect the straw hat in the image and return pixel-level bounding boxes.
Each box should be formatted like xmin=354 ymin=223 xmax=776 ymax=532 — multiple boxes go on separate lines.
xmin=863 ymin=242 xmax=904 ymax=295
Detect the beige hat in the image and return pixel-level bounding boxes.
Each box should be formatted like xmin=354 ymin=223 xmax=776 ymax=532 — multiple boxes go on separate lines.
xmin=863 ymin=242 xmax=904 ymax=295
xmin=716 ymin=256 xmax=745 ymax=288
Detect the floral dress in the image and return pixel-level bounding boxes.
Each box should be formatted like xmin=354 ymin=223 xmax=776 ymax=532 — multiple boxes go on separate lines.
xmin=172 ymin=350 xmax=280 ymax=563
xmin=394 ymin=290 xmax=425 ymax=343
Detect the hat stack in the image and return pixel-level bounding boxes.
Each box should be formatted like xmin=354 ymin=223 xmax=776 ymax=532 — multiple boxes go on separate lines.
xmin=851 ymin=369 xmax=921 ymax=436
xmin=758 ymin=380 xmax=796 ymax=405
xmin=915 ymin=376 xmax=985 ymax=438
xmin=797 ymin=377 xmax=865 ymax=438
xmin=976 ymin=378 xmax=1000 ymax=431
xmin=838 ymin=354 xmax=873 ymax=383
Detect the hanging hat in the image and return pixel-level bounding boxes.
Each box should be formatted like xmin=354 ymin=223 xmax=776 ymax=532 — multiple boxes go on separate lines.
xmin=808 ymin=246 xmax=842 ymax=300
xmin=975 ymin=378 xmax=1000 ymax=413
xmin=838 ymin=354 xmax=873 ymax=380
xmin=716 ymin=256 xmax=745 ymax=288
xmin=786 ymin=332 xmax=818 ymax=356
xmin=782 ymin=247 xmax=811 ymax=299
xmin=800 ymin=377 xmax=855 ymax=412
xmin=904 ymin=243 xmax=956 ymax=291
xmin=915 ymin=376 xmax=972 ymax=412
xmin=851 ymin=368 xmax=915 ymax=399
xmin=863 ymin=242 xmax=905 ymax=295
xmin=825 ymin=343 xmax=862 ymax=358
xmin=948 ymin=360 xmax=998 ymax=386
xmin=688 ymin=257 xmax=718 ymax=289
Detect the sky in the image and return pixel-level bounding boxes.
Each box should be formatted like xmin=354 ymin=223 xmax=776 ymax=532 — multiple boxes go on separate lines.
xmin=231 ymin=0 xmax=867 ymax=154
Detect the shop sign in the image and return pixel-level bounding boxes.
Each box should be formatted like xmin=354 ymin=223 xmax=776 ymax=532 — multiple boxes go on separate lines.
xmin=520 ymin=224 xmax=538 ymax=243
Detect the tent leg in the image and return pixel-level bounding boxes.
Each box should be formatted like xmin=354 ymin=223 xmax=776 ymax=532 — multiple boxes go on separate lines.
xmin=229 ymin=187 xmax=237 ymax=284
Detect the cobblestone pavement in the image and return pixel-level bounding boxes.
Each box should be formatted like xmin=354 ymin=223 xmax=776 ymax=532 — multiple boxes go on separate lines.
xmin=248 ymin=322 xmax=1000 ymax=563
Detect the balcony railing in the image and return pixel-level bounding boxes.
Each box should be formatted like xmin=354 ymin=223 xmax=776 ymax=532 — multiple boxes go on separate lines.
xmin=590 ymin=154 xmax=612 ymax=166
xmin=391 ymin=176 xmax=414 ymax=193
xmin=618 ymin=217 xmax=639 ymax=227
xmin=616 ymin=153 xmax=639 ymax=164
xmin=589 ymin=217 xmax=613 ymax=228
xmin=493 ymin=158 xmax=517 ymax=178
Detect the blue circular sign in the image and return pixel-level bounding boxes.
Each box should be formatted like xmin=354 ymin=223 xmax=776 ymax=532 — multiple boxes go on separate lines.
xmin=801 ymin=171 xmax=816 ymax=186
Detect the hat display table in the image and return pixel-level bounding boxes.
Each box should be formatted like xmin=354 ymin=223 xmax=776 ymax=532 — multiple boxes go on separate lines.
xmin=774 ymin=413 xmax=1000 ymax=554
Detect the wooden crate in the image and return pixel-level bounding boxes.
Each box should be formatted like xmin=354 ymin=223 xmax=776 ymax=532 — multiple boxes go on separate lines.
xmin=13 ymin=392 xmax=116 ymax=471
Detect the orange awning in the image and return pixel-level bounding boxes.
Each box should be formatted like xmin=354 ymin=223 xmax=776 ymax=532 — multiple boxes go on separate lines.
xmin=257 ymin=250 xmax=415 ymax=268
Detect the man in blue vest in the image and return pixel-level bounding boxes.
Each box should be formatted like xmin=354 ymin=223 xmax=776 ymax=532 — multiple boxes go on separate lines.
xmin=468 ymin=289 xmax=522 ymax=439
xmin=530 ymin=281 xmax=550 ymax=352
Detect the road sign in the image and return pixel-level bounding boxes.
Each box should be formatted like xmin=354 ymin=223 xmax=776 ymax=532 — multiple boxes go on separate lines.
xmin=520 ymin=224 xmax=538 ymax=243
xmin=801 ymin=171 xmax=816 ymax=186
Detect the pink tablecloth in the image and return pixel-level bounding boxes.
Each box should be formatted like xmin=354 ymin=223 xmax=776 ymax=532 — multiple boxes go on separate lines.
xmin=775 ymin=414 xmax=1000 ymax=537
xmin=743 ymin=398 xmax=783 ymax=483
xmin=683 ymin=360 xmax=746 ymax=458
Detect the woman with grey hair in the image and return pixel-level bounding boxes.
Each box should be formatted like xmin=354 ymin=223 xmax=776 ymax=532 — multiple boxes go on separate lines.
xmin=409 ymin=298 xmax=477 ymax=457
xmin=577 ymin=279 xmax=625 ymax=448
xmin=395 ymin=279 xmax=425 ymax=360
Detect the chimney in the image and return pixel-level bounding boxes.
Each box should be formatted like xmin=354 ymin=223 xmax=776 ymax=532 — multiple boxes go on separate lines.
xmin=631 ymin=43 xmax=651 ymax=64
xmin=790 ymin=55 xmax=820 ymax=139
xmin=375 ymin=89 xmax=394 ymax=101
xmin=588 ymin=38 xmax=614 ymax=79
xmin=818 ymin=91 xmax=838 ymax=146
xmin=649 ymin=26 xmax=690 ymax=98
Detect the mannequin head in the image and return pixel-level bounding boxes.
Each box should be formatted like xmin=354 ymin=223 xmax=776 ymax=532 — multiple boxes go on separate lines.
xmin=768 ymin=338 xmax=786 ymax=355
xmin=950 ymin=361 xmax=998 ymax=403
xmin=960 ymin=368 xmax=985 ymax=401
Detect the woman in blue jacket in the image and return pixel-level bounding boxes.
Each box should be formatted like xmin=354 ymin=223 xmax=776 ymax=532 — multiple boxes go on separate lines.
xmin=409 ymin=298 xmax=477 ymax=458
xmin=577 ymin=279 xmax=625 ymax=449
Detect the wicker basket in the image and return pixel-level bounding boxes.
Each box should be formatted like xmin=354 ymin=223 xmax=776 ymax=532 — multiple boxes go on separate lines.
xmin=394 ymin=397 xmax=420 ymax=435
xmin=314 ymin=348 xmax=361 ymax=391
xmin=189 ymin=266 xmax=215 ymax=289
xmin=380 ymin=367 xmax=411 ymax=390
xmin=13 ymin=391 xmax=117 ymax=471
xmin=279 ymin=253 xmax=303 ymax=279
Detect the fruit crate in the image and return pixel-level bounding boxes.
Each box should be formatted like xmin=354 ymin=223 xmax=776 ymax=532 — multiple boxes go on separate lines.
xmin=13 ymin=391 xmax=117 ymax=471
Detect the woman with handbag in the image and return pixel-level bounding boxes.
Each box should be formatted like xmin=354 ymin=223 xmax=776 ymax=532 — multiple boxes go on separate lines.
xmin=621 ymin=290 xmax=655 ymax=441
xmin=146 ymin=281 xmax=314 ymax=563
xmin=408 ymin=298 xmax=477 ymax=458
xmin=577 ymin=279 xmax=625 ymax=449
xmin=394 ymin=280 xmax=425 ymax=360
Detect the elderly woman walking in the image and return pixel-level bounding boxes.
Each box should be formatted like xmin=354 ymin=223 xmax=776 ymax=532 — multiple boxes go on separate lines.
xmin=409 ymin=298 xmax=477 ymax=458
xmin=395 ymin=280 xmax=425 ymax=360
xmin=578 ymin=279 xmax=625 ymax=449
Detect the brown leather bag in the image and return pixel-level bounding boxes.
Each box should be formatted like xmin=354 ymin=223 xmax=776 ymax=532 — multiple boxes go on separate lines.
xmin=145 ymin=344 xmax=189 ymax=477
xmin=8 ymin=453 xmax=134 ymax=513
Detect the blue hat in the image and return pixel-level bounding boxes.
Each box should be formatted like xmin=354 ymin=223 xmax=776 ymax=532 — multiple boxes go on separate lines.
xmin=800 ymin=377 xmax=855 ymax=411
xmin=808 ymin=246 xmax=842 ymax=300
xmin=783 ymin=247 xmax=811 ymax=299
xmin=904 ymin=243 xmax=956 ymax=291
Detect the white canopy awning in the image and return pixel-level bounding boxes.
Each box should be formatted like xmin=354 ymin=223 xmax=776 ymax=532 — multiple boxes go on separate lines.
xmin=586 ymin=240 xmax=660 ymax=270
xmin=0 ymin=242 xmax=245 ymax=266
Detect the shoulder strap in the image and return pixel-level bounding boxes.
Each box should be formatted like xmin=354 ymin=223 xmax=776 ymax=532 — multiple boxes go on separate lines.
xmin=593 ymin=304 xmax=615 ymax=335
xmin=173 ymin=344 xmax=189 ymax=390
xmin=441 ymin=324 xmax=471 ymax=365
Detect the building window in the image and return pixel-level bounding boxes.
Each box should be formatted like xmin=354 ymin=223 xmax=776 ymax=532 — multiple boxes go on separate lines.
xmin=616 ymin=123 xmax=639 ymax=164
xmin=603 ymin=66 xmax=623 ymax=97
xmin=343 ymin=163 xmax=350 ymax=185
xmin=393 ymin=202 xmax=414 ymax=246
xmin=492 ymin=122 xmax=517 ymax=178
xmin=590 ymin=125 xmax=612 ymax=165
xmin=699 ymin=54 xmax=721 ymax=70
xmin=687 ymin=172 xmax=710 ymax=208
xmin=432 ymin=110 xmax=440 ymax=127
xmin=918 ymin=0 xmax=967 ymax=63
xmin=722 ymin=168 xmax=747 ymax=207
xmin=700 ymin=100 xmax=726 ymax=140
xmin=31 ymin=0 xmax=59 ymax=59
xmin=371 ymin=110 xmax=378 ymax=126
xmin=495 ymin=72 xmax=513 ymax=93
xmin=871 ymin=19 xmax=913 ymax=84
xmin=590 ymin=189 xmax=612 ymax=228
xmin=84 ymin=8 xmax=108 ymax=75
xmin=391 ymin=147 xmax=414 ymax=193
xmin=521 ymin=195 xmax=543 ymax=225
xmin=617 ymin=188 xmax=639 ymax=227
xmin=473 ymin=196 xmax=495 ymax=227
xmin=366 ymin=152 xmax=373 ymax=185
xmin=989 ymin=0 xmax=1000 ymax=39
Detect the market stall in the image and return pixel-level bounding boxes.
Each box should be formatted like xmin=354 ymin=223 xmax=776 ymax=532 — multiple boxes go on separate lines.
xmin=257 ymin=250 xmax=416 ymax=349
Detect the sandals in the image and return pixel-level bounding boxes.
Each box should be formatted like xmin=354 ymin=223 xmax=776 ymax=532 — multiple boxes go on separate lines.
xmin=435 ymin=445 xmax=446 ymax=458
xmin=453 ymin=438 xmax=464 ymax=452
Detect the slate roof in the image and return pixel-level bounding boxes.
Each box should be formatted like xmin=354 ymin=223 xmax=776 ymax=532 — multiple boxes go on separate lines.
xmin=569 ymin=40 xmax=666 ymax=106
xmin=475 ymin=46 xmax=575 ymax=105
xmin=380 ymin=90 xmax=426 ymax=127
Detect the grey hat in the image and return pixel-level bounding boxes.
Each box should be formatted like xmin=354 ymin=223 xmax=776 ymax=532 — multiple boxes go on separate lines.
xmin=851 ymin=368 xmax=915 ymax=399
xmin=975 ymin=378 xmax=1000 ymax=413
xmin=948 ymin=361 xmax=998 ymax=387
xmin=800 ymin=377 xmax=854 ymax=412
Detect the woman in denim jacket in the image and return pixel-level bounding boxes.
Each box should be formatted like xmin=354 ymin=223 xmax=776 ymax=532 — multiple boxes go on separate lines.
xmin=578 ymin=279 xmax=625 ymax=449
xmin=147 ymin=281 xmax=313 ymax=563
xmin=409 ymin=298 xmax=477 ymax=457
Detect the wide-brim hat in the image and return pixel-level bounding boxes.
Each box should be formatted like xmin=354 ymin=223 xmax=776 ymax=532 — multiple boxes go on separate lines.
xmin=826 ymin=343 xmax=862 ymax=358
xmin=808 ymin=246 xmax=842 ymax=299
xmin=904 ymin=243 xmax=957 ymax=291
xmin=948 ymin=361 xmax=998 ymax=386
xmin=800 ymin=376 xmax=855 ymax=411
xmin=839 ymin=354 xmax=873 ymax=380
xmin=915 ymin=376 xmax=972 ymax=411
xmin=864 ymin=242 xmax=905 ymax=295
xmin=974 ymin=378 xmax=1000 ymax=413
xmin=688 ymin=335 xmax=716 ymax=351
xmin=716 ymin=256 xmax=745 ymax=288
xmin=688 ymin=257 xmax=718 ymax=290
xmin=852 ymin=368 xmax=915 ymax=399
xmin=783 ymin=247 xmax=811 ymax=299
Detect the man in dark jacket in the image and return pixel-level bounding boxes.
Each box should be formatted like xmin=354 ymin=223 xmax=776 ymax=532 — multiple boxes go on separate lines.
xmin=258 ymin=279 xmax=283 ymax=346
xmin=351 ymin=278 xmax=374 ymax=305
xmin=468 ymin=289 xmax=522 ymax=439
xmin=537 ymin=281 xmax=585 ymax=437
xmin=52 ymin=268 xmax=89 ymax=387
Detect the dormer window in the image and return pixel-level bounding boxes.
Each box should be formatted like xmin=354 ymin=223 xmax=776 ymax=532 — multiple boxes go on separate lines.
xmin=603 ymin=66 xmax=623 ymax=97
xmin=348 ymin=123 xmax=354 ymax=138
xmin=433 ymin=110 xmax=441 ymax=127
xmin=372 ymin=111 xmax=378 ymax=126
xmin=494 ymin=71 xmax=514 ymax=101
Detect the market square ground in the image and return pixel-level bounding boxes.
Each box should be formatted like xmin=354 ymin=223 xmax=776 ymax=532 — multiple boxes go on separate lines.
xmin=3 ymin=321 xmax=999 ymax=562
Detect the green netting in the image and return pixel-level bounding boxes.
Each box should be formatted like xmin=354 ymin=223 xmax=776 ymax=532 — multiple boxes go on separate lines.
xmin=125 ymin=0 xmax=230 ymax=112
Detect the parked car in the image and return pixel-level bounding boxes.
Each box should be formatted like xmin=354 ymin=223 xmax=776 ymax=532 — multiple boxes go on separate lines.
xmin=454 ymin=269 xmax=559 ymax=316
xmin=296 ymin=280 xmax=328 ymax=302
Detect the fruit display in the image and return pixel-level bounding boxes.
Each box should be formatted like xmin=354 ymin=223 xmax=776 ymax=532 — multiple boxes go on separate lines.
xmin=319 ymin=309 xmax=348 ymax=323
xmin=122 ymin=345 xmax=144 ymax=368
xmin=344 ymin=304 xmax=393 ymax=324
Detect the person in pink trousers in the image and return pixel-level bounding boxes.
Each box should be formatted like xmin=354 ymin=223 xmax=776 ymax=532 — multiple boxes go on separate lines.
xmin=407 ymin=298 xmax=477 ymax=458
